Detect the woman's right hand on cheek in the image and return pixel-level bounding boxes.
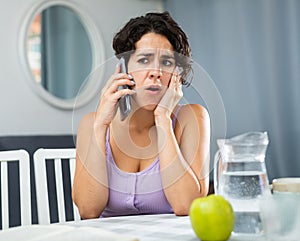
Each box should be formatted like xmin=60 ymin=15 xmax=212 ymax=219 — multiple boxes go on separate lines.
xmin=94 ymin=64 xmax=135 ymax=127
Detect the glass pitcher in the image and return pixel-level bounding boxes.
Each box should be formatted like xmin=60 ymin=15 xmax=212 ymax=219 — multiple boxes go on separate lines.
xmin=214 ymin=132 xmax=271 ymax=235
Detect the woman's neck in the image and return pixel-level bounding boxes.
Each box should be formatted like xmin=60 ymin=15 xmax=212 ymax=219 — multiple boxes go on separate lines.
xmin=111 ymin=105 xmax=156 ymax=133
xmin=129 ymin=108 xmax=156 ymax=132
xmin=110 ymin=107 xmax=158 ymax=158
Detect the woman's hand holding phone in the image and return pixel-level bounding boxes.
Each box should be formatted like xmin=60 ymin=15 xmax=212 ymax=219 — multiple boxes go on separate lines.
xmin=95 ymin=59 xmax=135 ymax=127
xmin=118 ymin=57 xmax=132 ymax=121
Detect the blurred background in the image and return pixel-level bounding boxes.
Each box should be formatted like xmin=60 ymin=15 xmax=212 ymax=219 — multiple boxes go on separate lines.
xmin=0 ymin=0 xmax=299 ymax=184
xmin=165 ymin=0 xmax=300 ymax=182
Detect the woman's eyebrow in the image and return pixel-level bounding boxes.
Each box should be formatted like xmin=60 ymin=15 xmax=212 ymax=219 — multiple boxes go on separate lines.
xmin=135 ymin=53 xmax=175 ymax=60
xmin=160 ymin=54 xmax=175 ymax=60
xmin=136 ymin=53 xmax=154 ymax=57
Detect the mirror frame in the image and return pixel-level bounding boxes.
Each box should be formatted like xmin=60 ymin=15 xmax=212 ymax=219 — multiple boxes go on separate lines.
xmin=19 ymin=0 xmax=105 ymax=109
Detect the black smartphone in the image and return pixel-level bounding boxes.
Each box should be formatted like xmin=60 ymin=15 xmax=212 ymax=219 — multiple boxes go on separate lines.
xmin=118 ymin=57 xmax=131 ymax=121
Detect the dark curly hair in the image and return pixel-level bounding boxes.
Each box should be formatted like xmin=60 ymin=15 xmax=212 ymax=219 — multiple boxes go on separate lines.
xmin=112 ymin=11 xmax=192 ymax=86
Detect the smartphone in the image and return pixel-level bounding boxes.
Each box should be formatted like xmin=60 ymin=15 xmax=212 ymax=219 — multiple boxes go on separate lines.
xmin=118 ymin=57 xmax=131 ymax=121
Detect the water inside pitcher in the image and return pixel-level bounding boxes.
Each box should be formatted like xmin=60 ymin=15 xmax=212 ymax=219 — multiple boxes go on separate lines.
xmin=214 ymin=131 xmax=271 ymax=235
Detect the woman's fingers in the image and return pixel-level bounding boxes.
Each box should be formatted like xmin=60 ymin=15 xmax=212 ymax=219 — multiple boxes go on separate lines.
xmin=101 ymin=73 xmax=135 ymax=97
xmin=155 ymin=67 xmax=183 ymax=116
xmin=112 ymin=88 xmax=136 ymax=100
xmin=101 ymin=64 xmax=120 ymax=93
xmin=102 ymin=75 xmax=135 ymax=104
xmin=107 ymin=76 xmax=135 ymax=94
xmin=167 ymin=66 xmax=183 ymax=99
xmin=169 ymin=66 xmax=182 ymax=89
xmin=95 ymin=63 xmax=135 ymax=125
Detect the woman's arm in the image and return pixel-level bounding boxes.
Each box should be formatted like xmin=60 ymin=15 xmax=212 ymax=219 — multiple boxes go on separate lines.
xmin=72 ymin=113 xmax=109 ymax=219
xmin=154 ymin=70 xmax=210 ymax=216
xmin=72 ymin=64 xmax=136 ymax=219
xmin=156 ymin=104 xmax=210 ymax=216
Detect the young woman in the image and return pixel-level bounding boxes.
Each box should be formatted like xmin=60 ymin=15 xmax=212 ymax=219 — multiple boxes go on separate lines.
xmin=72 ymin=11 xmax=210 ymax=218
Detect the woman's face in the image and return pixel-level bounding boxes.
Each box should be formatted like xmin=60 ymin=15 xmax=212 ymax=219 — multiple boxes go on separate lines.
xmin=127 ymin=33 xmax=175 ymax=110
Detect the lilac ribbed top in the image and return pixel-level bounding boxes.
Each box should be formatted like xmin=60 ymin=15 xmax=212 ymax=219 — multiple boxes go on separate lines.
xmin=101 ymin=107 xmax=182 ymax=217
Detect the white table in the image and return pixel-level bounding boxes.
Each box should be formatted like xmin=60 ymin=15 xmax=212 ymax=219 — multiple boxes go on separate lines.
xmin=69 ymin=214 xmax=265 ymax=241
xmin=0 ymin=214 xmax=266 ymax=241
xmin=70 ymin=214 xmax=197 ymax=241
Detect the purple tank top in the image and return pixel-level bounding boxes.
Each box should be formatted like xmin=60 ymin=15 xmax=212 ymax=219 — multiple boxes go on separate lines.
xmin=101 ymin=106 xmax=182 ymax=217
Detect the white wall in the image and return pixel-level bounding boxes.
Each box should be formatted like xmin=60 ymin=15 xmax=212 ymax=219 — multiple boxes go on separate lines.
xmin=0 ymin=0 xmax=163 ymax=136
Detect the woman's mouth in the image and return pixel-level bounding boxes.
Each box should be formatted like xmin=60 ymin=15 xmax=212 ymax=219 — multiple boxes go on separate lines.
xmin=145 ymin=85 xmax=162 ymax=94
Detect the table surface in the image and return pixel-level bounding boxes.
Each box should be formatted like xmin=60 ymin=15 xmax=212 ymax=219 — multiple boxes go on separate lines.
xmin=0 ymin=214 xmax=267 ymax=241
xmin=71 ymin=214 xmax=196 ymax=241
xmin=69 ymin=214 xmax=266 ymax=241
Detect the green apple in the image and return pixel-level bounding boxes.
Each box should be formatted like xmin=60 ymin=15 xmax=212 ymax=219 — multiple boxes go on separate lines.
xmin=189 ymin=194 xmax=234 ymax=241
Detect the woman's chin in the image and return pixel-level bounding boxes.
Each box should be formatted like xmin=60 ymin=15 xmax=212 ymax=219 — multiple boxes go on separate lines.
xmin=134 ymin=99 xmax=159 ymax=111
xmin=142 ymin=104 xmax=157 ymax=111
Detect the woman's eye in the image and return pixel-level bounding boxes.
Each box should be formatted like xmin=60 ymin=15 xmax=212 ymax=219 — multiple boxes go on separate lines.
xmin=162 ymin=59 xmax=174 ymax=67
xmin=137 ymin=58 xmax=149 ymax=64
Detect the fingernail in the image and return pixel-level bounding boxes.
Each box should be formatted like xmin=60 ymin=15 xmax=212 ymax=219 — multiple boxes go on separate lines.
xmin=128 ymin=74 xmax=134 ymax=79
xmin=130 ymin=80 xmax=136 ymax=85
xmin=131 ymin=89 xmax=136 ymax=93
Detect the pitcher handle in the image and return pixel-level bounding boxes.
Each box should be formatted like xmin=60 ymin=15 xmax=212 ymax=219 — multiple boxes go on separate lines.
xmin=213 ymin=150 xmax=221 ymax=194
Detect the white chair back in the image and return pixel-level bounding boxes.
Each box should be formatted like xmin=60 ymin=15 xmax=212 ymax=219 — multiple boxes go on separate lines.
xmin=0 ymin=149 xmax=31 ymax=229
xmin=33 ymin=148 xmax=80 ymax=224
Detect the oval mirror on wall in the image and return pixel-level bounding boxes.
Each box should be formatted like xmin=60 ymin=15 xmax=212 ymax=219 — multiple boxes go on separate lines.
xmin=20 ymin=1 xmax=105 ymax=109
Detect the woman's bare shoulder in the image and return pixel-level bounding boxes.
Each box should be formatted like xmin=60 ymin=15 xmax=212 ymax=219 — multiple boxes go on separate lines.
xmin=78 ymin=112 xmax=96 ymax=130
xmin=82 ymin=112 xmax=96 ymax=121
xmin=178 ymin=104 xmax=209 ymax=122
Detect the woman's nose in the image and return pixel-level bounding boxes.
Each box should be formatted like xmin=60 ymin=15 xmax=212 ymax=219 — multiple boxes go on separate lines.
xmin=149 ymin=66 xmax=162 ymax=79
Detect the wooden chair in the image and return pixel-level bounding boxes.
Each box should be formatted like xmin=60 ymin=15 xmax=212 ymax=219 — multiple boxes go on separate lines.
xmin=0 ymin=149 xmax=31 ymax=229
xmin=33 ymin=148 xmax=80 ymax=224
